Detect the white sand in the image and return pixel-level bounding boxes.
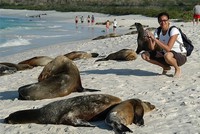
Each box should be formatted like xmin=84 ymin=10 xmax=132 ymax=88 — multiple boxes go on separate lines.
xmin=0 ymin=9 xmax=200 ymax=134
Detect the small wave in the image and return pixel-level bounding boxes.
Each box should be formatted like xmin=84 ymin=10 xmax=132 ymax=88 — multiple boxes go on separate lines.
xmin=0 ymin=36 xmax=30 ymax=48
xmin=40 ymin=34 xmax=72 ymax=38
xmin=48 ymin=25 xmax=62 ymax=29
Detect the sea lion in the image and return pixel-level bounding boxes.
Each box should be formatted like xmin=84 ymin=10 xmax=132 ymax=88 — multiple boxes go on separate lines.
xmin=0 ymin=64 xmax=17 ymax=76
xmin=0 ymin=62 xmax=33 ymax=71
xmin=135 ymin=22 xmax=150 ymax=54
xmin=64 ymin=51 xmax=99 ymax=60
xmin=18 ymin=56 xmax=53 ymax=67
xmin=18 ymin=55 xmax=100 ymax=100
xmin=5 ymin=94 xmax=121 ymax=127
xmin=92 ymin=33 xmax=121 ymax=40
xmin=95 ymin=49 xmax=137 ymax=62
xmin=105 ymin=98 xmax=155 ymax=133
xmin=135 ymin=22 xmax=161 ymax=54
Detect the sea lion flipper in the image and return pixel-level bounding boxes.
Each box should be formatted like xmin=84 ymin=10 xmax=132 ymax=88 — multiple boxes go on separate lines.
xmin=73 ymin=119 xmax=96 ymax=127
xmin=95 ymin=58 xmax=108 ymax=62
xmin=60 ymin=116 xmax=95 ymax=127
xmin=91 ymin=53 xmax=99 ymax=57
xmin=84 ymin=88 xmax=101 ymax=92
xmin=133 ymin=105 xmax=145 ymax=126
xmin=113 ymin=123 xmax=133 ymax=133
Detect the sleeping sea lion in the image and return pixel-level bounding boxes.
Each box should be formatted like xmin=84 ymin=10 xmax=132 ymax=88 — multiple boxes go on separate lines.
xmin=5 ymin=94 xmax=121 ymax=127
xmin=135 ymin=22 xmax=161 ymax=54
xmin=18 ymin=56 xmax=53 ymax=67
xmin=18 ymin=55 xmax=100 ymax=100
xmin=95 ymin=49 xmax=137 ymax=62
xmin=0 ymin=64 xmax=17 ymax=76
xmin=0 ymin=62 xmax=33 ymax=71
xmin=105 ymin=98 xmax=155 ymax=133
xmin=64 ymin=51 xmax=99 ymax=60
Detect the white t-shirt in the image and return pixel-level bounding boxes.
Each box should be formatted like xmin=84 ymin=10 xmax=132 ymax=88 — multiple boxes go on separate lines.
xmin=113 ymin=20 xmax=117 ymax=27
xmin=154 ymin=26 xmax=187 ymax=53
xmin=194 ymin=5 xmax=200 ymax=14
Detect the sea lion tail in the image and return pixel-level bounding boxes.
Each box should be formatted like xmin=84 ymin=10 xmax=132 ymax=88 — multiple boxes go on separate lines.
xmin=91 ymin=53 xmax=99 ymax=57
xmin=113 ymin=123 xmax=133 ymax=134
xmin=84 ymin=88 xmax=101 ymax=92
xmin=95 ymin=58 xmax=108 ymax=62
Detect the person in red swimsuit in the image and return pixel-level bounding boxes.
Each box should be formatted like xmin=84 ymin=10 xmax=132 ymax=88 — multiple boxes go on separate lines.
xmin=193 ymin=3 xmax=200 ymax=25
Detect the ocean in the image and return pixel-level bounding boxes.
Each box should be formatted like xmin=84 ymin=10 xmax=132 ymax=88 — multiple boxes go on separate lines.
xmin=0 ymin=15 xmax=105 ymax=57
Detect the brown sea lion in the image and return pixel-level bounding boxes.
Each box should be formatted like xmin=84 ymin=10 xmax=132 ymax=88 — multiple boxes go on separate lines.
xmin=135 ymin=22 xmax=161 ymax=54
xmin=18 ymin=55 xmax=100 ymax=100
xmin=92 ymin=33 xmax=121 ymax=40
xmin=0 ymin=62 xmax=33 ymax=71
xmin=95 ymin=49 xmax=137 ymax=62
xmin=5 ymin=94 xmax=121 ymax=127
xmin=64 ymin=51 xmax=99 ymax=60
xmin=18 ymin=56 xmax=53 ymax=67
xmin=105 ymin=98 xmax=155 ymax=133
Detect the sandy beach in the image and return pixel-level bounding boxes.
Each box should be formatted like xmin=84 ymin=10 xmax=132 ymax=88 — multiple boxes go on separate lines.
xmin=0 ymin=9 xmax=200 ymax=134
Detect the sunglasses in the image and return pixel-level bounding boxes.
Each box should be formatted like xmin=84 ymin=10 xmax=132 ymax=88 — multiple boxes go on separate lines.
xmin=159 ymin=19 xmax=169 ymax=23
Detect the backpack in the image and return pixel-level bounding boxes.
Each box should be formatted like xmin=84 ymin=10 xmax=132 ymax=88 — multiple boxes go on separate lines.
xmin=157 ymin=26 xmax=194 ymax=56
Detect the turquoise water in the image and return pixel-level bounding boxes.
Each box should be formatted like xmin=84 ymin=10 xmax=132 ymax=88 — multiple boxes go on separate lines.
xmin=0 ymin=15 xmax=105 ymax=57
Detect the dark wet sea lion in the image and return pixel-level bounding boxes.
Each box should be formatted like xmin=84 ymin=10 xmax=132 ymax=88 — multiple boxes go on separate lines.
xmin=0 ymin=64 xmax=17 ymax=76
xmin=18 ymin=56 xmax=53 ymax=67
xmin=18 ymin=55 xmax=100 ymax=100
xmin=105 ymin=98 xmax=155 ymax=133
xmin=0 ymin=62 xmax=33 ymax=70
xmin=5 ymin=94 xmax=121 ymax=127
xmin=64 ymin=51 xmax=99 ymax=60
xmin=135 ymin=22 xmax=161 ymax=54
xmin=95 ymin=49 xmax=137 ymax=62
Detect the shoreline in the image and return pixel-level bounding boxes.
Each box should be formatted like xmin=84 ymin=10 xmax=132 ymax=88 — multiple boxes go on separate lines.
xmin=1 ymin=9 xmax=200 ymax=134
xmin=0 ymin=9 xmax=135 ymax=58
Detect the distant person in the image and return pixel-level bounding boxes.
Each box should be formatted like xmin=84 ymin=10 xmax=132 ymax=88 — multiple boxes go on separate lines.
xmin=75 ymin=16 xmax=78 ymax=24
xmin=91 ymin=15 xmax=95 ymax=25
xmin=113 ymin=19 xmax=117 ymax=33
xmin=87 ymin=15 xmax=90 ymax=25
xmin=193 ymin=3 xmax=200 ymax=25
xmin=80 ymin=16 xmax=84 ymax=23
xmin=106 ymin=20 xmax=110 ymax=33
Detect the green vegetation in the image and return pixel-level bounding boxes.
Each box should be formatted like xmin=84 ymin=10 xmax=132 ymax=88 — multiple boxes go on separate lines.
xmin=0 ymin=0 xmax=196 ymax=21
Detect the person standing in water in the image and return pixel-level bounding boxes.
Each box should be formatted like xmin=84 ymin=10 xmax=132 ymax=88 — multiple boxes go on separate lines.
xmin=113 ymin=19 xmax=117 ymax=33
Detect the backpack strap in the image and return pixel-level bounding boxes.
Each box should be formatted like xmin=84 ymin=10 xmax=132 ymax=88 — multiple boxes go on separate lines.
xmin=156 ymin=26 xmax=162 ymax=38
xmin=157 ymin=26 xmax=176 ymax=37
xmin=168 ymin=26 xmax=176 ymax=36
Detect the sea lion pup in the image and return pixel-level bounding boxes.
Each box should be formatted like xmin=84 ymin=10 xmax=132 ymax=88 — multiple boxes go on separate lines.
xmin=0 ymin=62 xmax=33 ymax=71
xmin=18 ymin=56 xmax=53 ymax=67
xmin=64 ymin=51 xmax=99 ymax=60
xmin=95 ymin=49 xmax=137 ymax=62
xmin=5 ymin=94 xmax=121 ymax=126
xmin=105 ymin=99 xmax=155 ymax=134
xmin=0 ymin=64 xmax=17 ymax=76
xmin=18 ymin=55 xmax=100 ymax=100
xmin=135 ymin=22 xmax=161 ymax=54
xmin=135 ymin=22 xmax=150 ymax=54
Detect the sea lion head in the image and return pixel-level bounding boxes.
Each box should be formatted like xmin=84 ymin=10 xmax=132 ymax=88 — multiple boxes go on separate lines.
xmin=141 ymin=101 xmax=155 ymax=112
